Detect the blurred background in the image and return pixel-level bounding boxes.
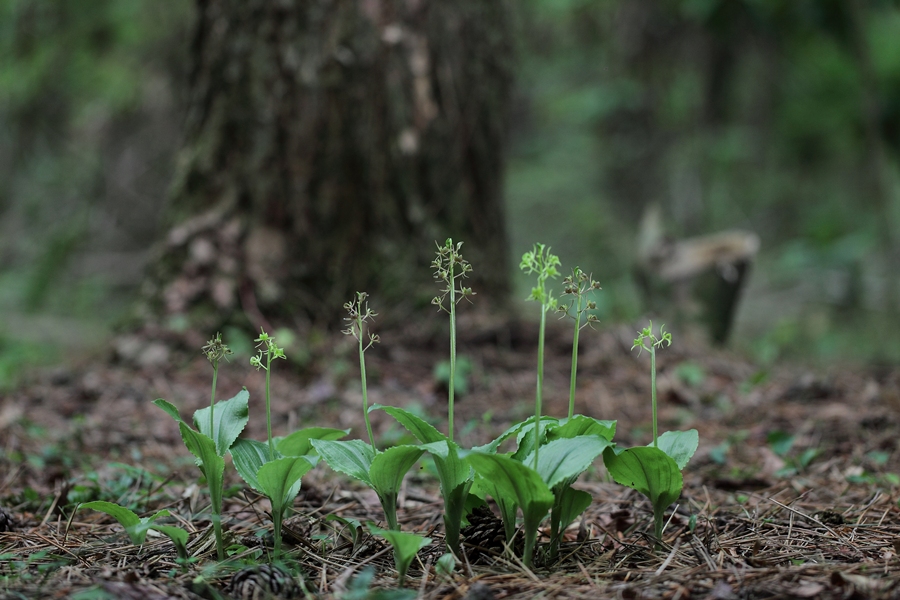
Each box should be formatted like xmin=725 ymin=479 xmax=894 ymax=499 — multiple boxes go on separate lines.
xmin=2 ymin=0 xmax=900 ymax=389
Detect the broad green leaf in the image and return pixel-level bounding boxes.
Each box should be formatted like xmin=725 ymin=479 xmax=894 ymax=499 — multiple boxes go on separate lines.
xmin=158 ymin=409 xmax=226 ymax=519
xmin=466 ymin=452 xmax=554 ymax=566
xmin=153 ymin=398 xmax=226 ymax=557
xmin=471 ymin=418 xmax=533 ymax=454
xmin=512 ymin=416 xmax=560 ymax=461
xmin=368 ymin=442 xmax=430 ymax=534
xmin=471 ymin=477 xmax=518 ymax=544
xmin=369 ymin=445 xmax=426 ymax=499
xmin=312 ymin=439 xmax=376 ymax=487
xmin=421 ymin=438 xmax=476 ymax=551
xmin=420 ymin=441 xmax=471 ymax=491
xmin=79 ymin=501 xmax=169 ymax=546
xmin=374 ymin=405 xmax=446 ymax=444
xmin=655 ymin=429 xmax=699 ymax=470
xmin=368 ymin=524 xmax=431 ymax=586
xmin=466 ymin=474 xmax=519 ymax=528
xmin=193 ymin=388 xmax=250 ymax=456
xmin=153 ymin=398 xmax=183 ymax=423
xmin=276 ymin=427 xmax=349 ymax=457
xmin=525 ymin=435 xmax=611 ymax=488
xmin=149 ymin=524 xmax=190 ymax=559
xmin=550 ymin=415 xmax=616 ymax=442
xmin=230 ymin=438 xmax=273 ymax=493
xmin=176 ymin=421 xmax=215 ymax=465
xmin=603 ymin=446 xmax=682 ymax=538
xmin=553 ymin=486 xmax=593 ymax=539
xmin=178 ymin=423 xmax=226 ymax=518
xmin=256 ymin=456 xmax=314 ymax=519
xmin=420 ymin=440 xmax=451 ymax=459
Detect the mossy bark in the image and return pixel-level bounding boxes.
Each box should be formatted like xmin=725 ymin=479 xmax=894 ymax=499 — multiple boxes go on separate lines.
xmin=141 ymin=0 xmax=513 ymax=331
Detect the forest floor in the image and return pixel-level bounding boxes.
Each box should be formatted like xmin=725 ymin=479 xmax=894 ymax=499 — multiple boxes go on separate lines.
xmin=2 ymin=314 xmax=900 ymax=599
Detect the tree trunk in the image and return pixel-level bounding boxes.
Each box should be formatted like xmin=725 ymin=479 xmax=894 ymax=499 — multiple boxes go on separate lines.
xmin=140 ymin=0 xmax=513 ymax=332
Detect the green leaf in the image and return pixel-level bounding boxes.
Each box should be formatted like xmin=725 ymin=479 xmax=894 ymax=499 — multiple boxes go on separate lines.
xmin=153 ymin=398 xmax=226 ymax=559
xmin=550 ymin=415 xmax=616 ymax=442
xmin=419 ymin=441 xmax=471 ymax=491
xmin=369 ymin=445 xmax=425 ymax=499
xmin=471 ymin=418 xmax=533 ymax=454
xmin=435 ymin=552 xmax=456 ymax=576
xmin=525 ymin=435 xmax=611 ymax=488
xmin=767 ymin=430 xmax=795 ymax=457
xmin=148 ymin=524 xmax=190 ymax=559
xmin=374 ymin=405 xmax=446 ymax=444
xmin=466 ymin=452 xmax=554 ymax=566
xmin=553 ymin=486 xmax=592 ymax=540
xmin=154 ymin=398 xmax=224 ymax=475
xmin=256 ymin=456 xmax=315 ymax=519
xmin=276 ymin=427 xmax=349 ymax=457
xmin=180 ymin=424 xmax=226 ymax=519
xmin=603 ymin=446 xmax=682 ymax=538
xmin=655 ymin=429 xmax=699 ymax=470
xmin=470 ymin=476 xmax=518 ymax=543
xmin=230 ymin=438 xmax=272 ymax=493
xmin=193 ymin=388 xmax=250 ymax=456
xmin=368 ymin=524 xmax=431 ymax=586
xmin=370 ymin=445 xmax=426 ymax=530
xmin=420 ymin=439 xmax=475 ymax=550
xmin=312 ymin=439 xmax=376 ymax=487
xmin=153 ymin=398 xmax=183 ymax=423
xmin=156 ymin=405 xmax=226 ymax=522
xmin=79 ymin=501 xmax=169 ymax=546
xmin=325 ymin=514 xmax=364 ymax=548
xmin=512 ymin=416 xmax=560 ymax=462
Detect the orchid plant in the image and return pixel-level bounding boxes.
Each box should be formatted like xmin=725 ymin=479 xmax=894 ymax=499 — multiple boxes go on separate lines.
xmin=82 ymin=239 xmax=700 ymax=593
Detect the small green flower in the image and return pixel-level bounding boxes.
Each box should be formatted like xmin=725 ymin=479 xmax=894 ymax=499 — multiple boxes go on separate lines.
xmin=633 ymin=321 xmax=671 ymax=356
xmin=520 ymin=243 xmax=560 ymax=311
xmin=343 ymin=292 xmax=379 ymax=350
xmin=432 ymin=239 xmax=475 ymax=313
xmin=202 ymin=332 xmax=233 ymax=364
xmin=251 ymin=328 xmax=286 ymax=371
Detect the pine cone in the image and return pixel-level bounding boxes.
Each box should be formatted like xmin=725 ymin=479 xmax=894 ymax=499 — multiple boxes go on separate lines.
xmin=461 ymin=504 xmax=507 ymax=562
xmin=226 ymin=564 xmax=300 ymax=600
xmin=0 ymin=507 xmax=15 ymax=532
xmin=281 ymin=515 xmax=312 ymax=546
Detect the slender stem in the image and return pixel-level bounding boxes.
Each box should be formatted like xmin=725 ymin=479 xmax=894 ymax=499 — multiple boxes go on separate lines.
xmin=654 ymin=507 xmax=664 ymax=540
xmin=211 ymin=512 xmax=224 ymax=561
xmin=272 ymin=509 xmax=283 ymax=558
xmin=209 ymin=359 xmax=223 ymax=561
xmin=523 ymin=525 xmax=538 ymax=569
xmin=550 ymin=499 xmax=561 ymax=560
xmin=534 ymin=309 xmax=547 ymax=470
xmin=383 ymin=493 xmax=399 ymax=531
xmin=448 ymin=262 xmax=457 ymax=442
xmin=209 ymin=361 xmax=218 ymax=437
xmin=651 ymin=344 xmax=658 ymax=448
xmin=265 ymin=352 xmax=274 ymax=461
xmin=567 ymin=295 xmax=583 ymax=419
xmin=360 ymin=320 xmax=376 ymax=452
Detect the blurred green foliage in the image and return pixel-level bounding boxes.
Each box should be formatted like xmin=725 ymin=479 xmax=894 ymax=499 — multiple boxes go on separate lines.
xmin=0 ymin=0 xmax=190 ymax=286
xmin=508 ymin=0 xmax=900 ymax=363
xmin=2 ymin=0 xmax=900 ymax=369
xmin=0 ymin=0 xmax=191 ymax=381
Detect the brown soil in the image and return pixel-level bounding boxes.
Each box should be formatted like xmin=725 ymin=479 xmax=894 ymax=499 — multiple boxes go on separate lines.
xmin=2 ymin=316 xmax=900 ymax=599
